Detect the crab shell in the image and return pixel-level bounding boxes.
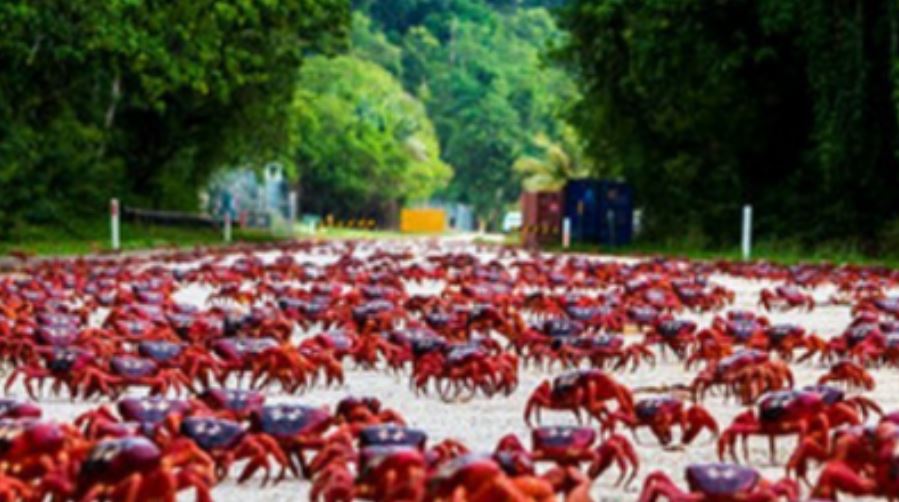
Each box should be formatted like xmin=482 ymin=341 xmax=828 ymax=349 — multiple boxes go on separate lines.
xmin=541 ymin=318 xmax=582 ymax=338
xmin=137 ymin=340 xmax=185 ymax=363
xmin=765 ymin=324 xmax=803 ymax=343
xmin=34 ymin=325 xmax=78 ymax=346
xmin=358 ymin=445 xmax=426 ymax=483
xmin=445 ymin=344 xmax=485 ymax=365
xmin=251 ymin=404 xmax=330 ymax=438
xmin=802 ymin=385 xmax=845 ymax=405
xmin=728 ymin=320 xmax=762 ymax=342
xmin=352 ymin=300 xmax=395 ymax=324
xmin=211 ymin=337 xmax=278 ymax=361
xmin=635 ymin=397 xmax=681 ymax=421
xmin=180 ymin=417 xmax=245 ymax=451
xmin=575 ymin=334 xmax=624 ymax=351
xmin=686 ymin=463 xmax=759 ymax=495
xmin=531 ymin=426 xmax=595 ymax=460
xmin=0 ymin=419 xmax=64 ymax=457
xmin=118 ymin=397 xmax=189 ymax=425
xmin=758 ymin=390 xmax=823 ymax=423
xmin=110 ymin=356 xmax=158 ymax=378
xmin=359 ymin=425 xmax=427 ymax=450
xmin=716 ymin=349 xmax=768 ymax=375
xmin=549 ymin=369 xmax=607 ymax=398
xmin=657 ymin=319 xmax=696 ymax=337
xmin=199 ymin=389 xmax=265 ymax=414
xmin=47 ymin=348 xmax=94 ymax=373
xmin=80 ymin=436 xmax=161 ymax=482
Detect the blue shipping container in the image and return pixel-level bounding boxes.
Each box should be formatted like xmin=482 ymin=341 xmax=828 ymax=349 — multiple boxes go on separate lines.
xmin=564 ymin=179 xmax=633 ymax=246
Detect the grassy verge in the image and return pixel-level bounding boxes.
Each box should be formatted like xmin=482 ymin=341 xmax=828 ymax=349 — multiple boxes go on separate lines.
xmin=546 ymin=239 xmax=899 ymax=268
xmin=1 ymin=219 xmax=281 ymax=257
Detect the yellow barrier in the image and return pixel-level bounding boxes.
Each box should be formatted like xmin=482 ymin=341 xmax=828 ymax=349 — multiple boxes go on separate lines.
xmin=400 ymin=208 xmax=446 ymax=233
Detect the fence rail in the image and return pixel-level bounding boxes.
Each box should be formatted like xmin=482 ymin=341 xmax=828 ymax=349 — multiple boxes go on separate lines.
xmin=122 ymin=207 xmax=219 ymax=228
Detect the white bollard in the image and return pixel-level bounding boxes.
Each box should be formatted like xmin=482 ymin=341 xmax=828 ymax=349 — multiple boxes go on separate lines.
xmin=741 ymin=205 xmax=753 ymax=260
xmin=223 ymin=213 xmax=232 ymax=243
xmin=562 ymin=217 xmax=571 ymax=249
xmin=110 ymin=198 xmax=120 ymax=251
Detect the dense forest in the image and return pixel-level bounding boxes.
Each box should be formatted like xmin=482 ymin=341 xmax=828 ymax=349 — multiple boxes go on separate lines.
xmin=298 ymin=0 xmax=579 ymax=225
xmin=3 ymin=0 xmax=899 ymax=253
xmin=555 ymin=0 xmax=899 ymax=250
xmin=0 ymin=1 xmax=348 ymax=237
xmin=1 ymin=0 xmax=575 ymax=234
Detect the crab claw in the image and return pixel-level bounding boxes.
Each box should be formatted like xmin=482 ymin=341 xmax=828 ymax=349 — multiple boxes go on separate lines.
xmin=682 ymin=404 xmax=719 ymax=445
xmin=589 ymin=433 xmax=639 ymax=488
xmin=523 ymin=381 xmax=550 ymax=427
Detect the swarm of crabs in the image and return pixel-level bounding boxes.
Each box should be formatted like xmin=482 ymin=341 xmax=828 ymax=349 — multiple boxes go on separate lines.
xmin=0 ymin=240 xmax=897 ymax=501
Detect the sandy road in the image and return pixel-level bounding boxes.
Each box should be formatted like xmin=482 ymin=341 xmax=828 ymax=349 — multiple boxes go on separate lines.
xmin=8 ymin=242 xmax=889 ymax=501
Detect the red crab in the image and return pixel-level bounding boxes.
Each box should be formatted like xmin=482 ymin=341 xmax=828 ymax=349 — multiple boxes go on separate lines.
xmin=195 ymin=389 xmax=265 ymax=421
xmin=172 ymin=417 xmax=289 ymax=485
xmin=810 ymin=421 xmax=899 ymax=499
xmin=237 ymin=403 xmax=333 ymax=482
xmin=525 ymin=369 xmax=635 ymax=428
xmin=76 ymin=435 xmax=215 ymax=502
xmin=571 ymin=333 xmax=655 ymax=371
xmin=494 ymin=425 xmax=640 ymax=493
xmin=4 ymin=347 xmax=102 ymax=399
xmin=610 ymin=396 xmax=718 ymax=448
xmin=717 ymin=386 xmax=878 ymax=463
xmin=691 ymin=349 xmax=793 ymax=404
xmin=759 ymin=285 xmax=815 ymax=312
xmin=644 ymin=318 xmax=697 ymax=359
xmin=411 ymin=341 xmax=518 ymax=402
xmin=0 ymin=418 xmax=90 ymax=500
xmin=817 ymin=360 xmax=875 ymax=391
xmin=308 ymin=424 xmax=431 ymax=501
xmin=426 ymin=453 xmax=556 ymax=501
xmin=639 ymin=463 xmax=798 ymax=501
xmin=75 ymin=397 xmax=197 ymax=440
xmin=97 ymin=355 xmax=194 ymax=398
xmin=137 ymin=340 xmax=221 ymax=389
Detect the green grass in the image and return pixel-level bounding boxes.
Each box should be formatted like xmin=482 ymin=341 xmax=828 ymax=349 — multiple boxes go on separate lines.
xmin=0 ymin=219 xmax=281 ymax=257
xmin=542 ymin=239 xmax=899 ymax=268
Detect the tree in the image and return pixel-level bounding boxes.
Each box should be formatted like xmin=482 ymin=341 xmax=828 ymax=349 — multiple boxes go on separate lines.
xmin=0 ymin=0 xmax=348 ymax=235
xmin=513 ymin=129 xmax=592 ymax=191
xmin=292 ymin=55 xmax=452 ymax=220
xmin=372 ymin=4 xmax=580 ymax=226
xmin=554 ymin=0 xmax=899 ymax=247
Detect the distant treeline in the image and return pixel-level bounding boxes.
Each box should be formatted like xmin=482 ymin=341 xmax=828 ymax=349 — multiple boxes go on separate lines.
xmin=554 ymin=0 xmax=899 ymax=251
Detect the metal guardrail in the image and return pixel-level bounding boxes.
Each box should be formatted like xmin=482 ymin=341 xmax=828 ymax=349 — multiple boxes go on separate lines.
xmin=122 ymin=207 xmax=219 ymax=228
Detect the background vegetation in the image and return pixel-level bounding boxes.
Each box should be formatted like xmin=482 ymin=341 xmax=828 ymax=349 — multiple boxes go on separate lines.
xmin=554 ymin=0 xmax=899 ymax=252
xmin=3 ymin=0 xmax=899 ymax=260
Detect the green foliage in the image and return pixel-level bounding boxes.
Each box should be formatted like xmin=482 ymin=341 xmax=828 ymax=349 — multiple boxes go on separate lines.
xmin=0 ymin=0 xmax=348 ymax=236
xmin=513 ymin=129 xmax=592 ymax=191
xmin=353 ymin=1 xmax=580 ymax=226
xmin=555 ymin=0 xmax=899 ymax=246
xmin=291 ymin=55 xmax=452 ymax=218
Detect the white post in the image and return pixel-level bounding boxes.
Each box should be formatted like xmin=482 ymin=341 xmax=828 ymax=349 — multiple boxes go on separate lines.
xmin=110 ymin=198 xmax=120 ymax=251
xmin=288 ymin=190 xmax=298 ymax=223
xmin=562 ymin=217 xmax=571 ymax=249
xmin=741 ymin=205 xmax=753 ymax=260
xmin=223 ymin=212 xmax=232 ymax=243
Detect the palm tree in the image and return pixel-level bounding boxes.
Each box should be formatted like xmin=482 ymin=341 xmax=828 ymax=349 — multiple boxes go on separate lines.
xmin=513 ymin=130 xmax=592 ymax=191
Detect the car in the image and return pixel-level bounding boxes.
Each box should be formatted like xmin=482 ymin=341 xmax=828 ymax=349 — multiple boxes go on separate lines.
xmin=501 ymin=211 xmax=522 ymax=233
